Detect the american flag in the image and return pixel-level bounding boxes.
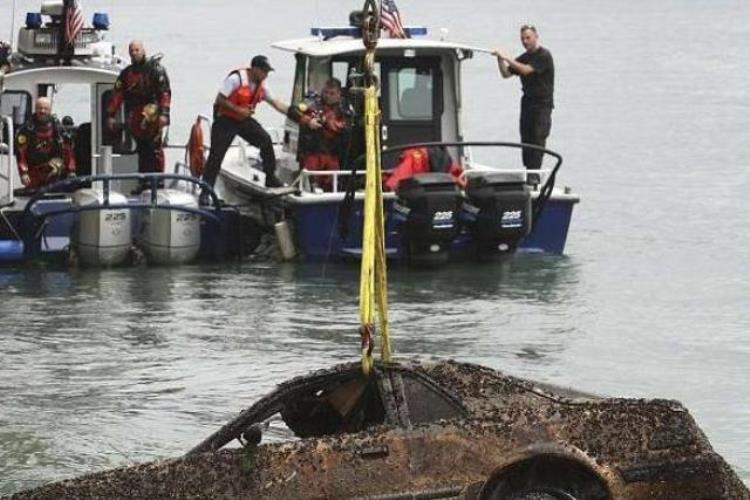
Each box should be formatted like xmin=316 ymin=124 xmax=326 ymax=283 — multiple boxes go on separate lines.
xmin=64 ymin=0 xmax=84 ymax=45
xmin=381 ymin=0 xmax=407 ymax=39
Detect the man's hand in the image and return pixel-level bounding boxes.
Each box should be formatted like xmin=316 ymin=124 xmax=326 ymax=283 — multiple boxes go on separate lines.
xmin=308 ymin=118 xmax=323 ymax=130
xmin=21 ymin=173 xmax=30 ymax=187
xmin=105 ymin=117 xmax=116 ymax=131
xmin=492 ymin=49 xmax=507 ymax=60
xmin=158 ymin=115 xmax=169 ymax=129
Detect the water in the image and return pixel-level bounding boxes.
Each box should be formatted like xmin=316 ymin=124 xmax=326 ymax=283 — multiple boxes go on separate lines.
xmin=2 ymin=0 xmax=749 ymax=494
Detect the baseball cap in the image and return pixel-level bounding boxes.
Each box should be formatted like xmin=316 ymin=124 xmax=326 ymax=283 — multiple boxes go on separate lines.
xmin=251 ymin=55 xmax=274 ymax=72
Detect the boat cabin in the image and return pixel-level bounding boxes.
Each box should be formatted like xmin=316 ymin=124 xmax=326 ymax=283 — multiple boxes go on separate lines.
xmin=273 ymin=25 xmax=476 ymax=169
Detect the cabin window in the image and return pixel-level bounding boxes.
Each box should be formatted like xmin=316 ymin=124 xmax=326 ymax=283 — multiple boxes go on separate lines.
xmin=331 ymin=61 xmax=349 ymax=87
xmin=389 ymin=67 xmax=433 ymax=120
xmin=0 ymin=91 xmax=32 ymax=131
xmin=48 ymin=83 xmax=91 ymax=127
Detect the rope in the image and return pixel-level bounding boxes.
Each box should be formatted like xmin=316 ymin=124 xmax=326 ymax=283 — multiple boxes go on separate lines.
xmin=358 ymin=0 xmax=391 ymax=376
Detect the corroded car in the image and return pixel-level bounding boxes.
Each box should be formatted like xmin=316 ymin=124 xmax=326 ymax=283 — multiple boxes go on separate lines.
xmin=14 ymin=359 xmax=749 ymax=499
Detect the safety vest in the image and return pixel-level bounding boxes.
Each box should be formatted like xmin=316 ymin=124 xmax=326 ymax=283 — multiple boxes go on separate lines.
xmin=218 ymin=68 xmax=265 ymax=121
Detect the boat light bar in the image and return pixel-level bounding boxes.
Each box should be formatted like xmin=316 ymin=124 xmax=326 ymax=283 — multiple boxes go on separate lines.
xmin=25 ymin=13 xmax=43 ymax=29
xmin=93 ymin=13 xmax=110 ymax=30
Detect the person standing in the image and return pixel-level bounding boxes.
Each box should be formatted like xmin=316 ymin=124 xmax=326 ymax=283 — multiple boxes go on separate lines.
xmin=15 ymin=97 xmax=76 ymax=190
xmin=494 ymin=25 xmax=554 ymax=170
xmin=297 ymin=78 xmax=351 ymax=191
xmin=106 ymin=40 xmax=171 ymax=189
xmin=201 ymin=55 xmax=291 ymax=201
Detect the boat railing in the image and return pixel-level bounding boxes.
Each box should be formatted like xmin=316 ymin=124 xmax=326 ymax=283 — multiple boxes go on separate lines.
xmin=0 ymin=115 xmax=15 ymax=206
xmin=19 ymin=172 xmax=223 ymax=234
xmin=17 ymin=173 xmax=227 ymax=257
xmin=377 ymin=141 xmax=564 ymax=221
xmin=297 ymin=168 xmax=369 ymax=194
xmin=301 ymin=140 xmax=562 ymax=222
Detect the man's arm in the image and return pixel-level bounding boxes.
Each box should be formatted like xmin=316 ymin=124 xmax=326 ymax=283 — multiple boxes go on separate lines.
xmin=105 ymin=72 xmax=126 ymax=129
xmin=15 ymin=130 xmax=31 ymax=186
xmin=505 ymin=58 xmax=535 ymax=77
xmin=493 ymin=50 xmax=514 ymax=79
xmin=493 ymin=50 xmax=535 ymax=78
xmin=268 ymin=96 xmax=291 ymax=116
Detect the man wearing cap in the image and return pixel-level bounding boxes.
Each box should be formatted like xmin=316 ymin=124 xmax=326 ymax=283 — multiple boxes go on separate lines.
xmin=201 ymin=55 xmax=290 ymax=196
xmin=493 ymin=25 xmax=554 ymax=171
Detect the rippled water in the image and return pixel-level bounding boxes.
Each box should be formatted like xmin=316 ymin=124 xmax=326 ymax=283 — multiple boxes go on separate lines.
xmin=2 ymin=0 xmax=750 ymax=494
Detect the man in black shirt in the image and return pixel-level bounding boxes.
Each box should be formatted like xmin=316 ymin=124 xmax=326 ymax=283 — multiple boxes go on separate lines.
xmin=494 ymin=25 xmax=554 ymax=170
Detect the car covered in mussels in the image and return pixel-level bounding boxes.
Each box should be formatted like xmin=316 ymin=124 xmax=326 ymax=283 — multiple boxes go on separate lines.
xmin=13 ymin=359 xmax=748 ymax=499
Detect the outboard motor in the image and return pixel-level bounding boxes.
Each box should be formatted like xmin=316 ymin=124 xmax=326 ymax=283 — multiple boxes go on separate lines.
xmin=72 ymin=188 xmax=131 ymax=266
xmin=393 ymin=173 xmax=462 ymax=266
xmin=462 ymin=171 xmax=532 ymax=258
xmin=138 ymin=189 xmax=200 ymax=265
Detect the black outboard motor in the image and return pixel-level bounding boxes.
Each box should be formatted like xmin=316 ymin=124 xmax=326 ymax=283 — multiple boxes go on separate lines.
xmin=393 ymin=173 xmax=462 ymax=266
xmin=462 ymin=171 xmax=532 ymax=258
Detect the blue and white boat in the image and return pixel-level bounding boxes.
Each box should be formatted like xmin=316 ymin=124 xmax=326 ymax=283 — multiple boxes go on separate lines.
xmin=0 ymin=1 xmax=253 ymax=266
xmin=216 ymin=20 xmax=579 ymax=264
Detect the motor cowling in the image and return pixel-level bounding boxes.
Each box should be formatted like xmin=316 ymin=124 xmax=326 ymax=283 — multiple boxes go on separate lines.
xmin=462 ymin=171 xmax=532 ymax=257
xmin=72 ymin=188 xmax=132 ymax=266
xmin=393 ymin=173 xmax=462 ymax=266
xmin=138 ymin=189 xmax=201 ymax=265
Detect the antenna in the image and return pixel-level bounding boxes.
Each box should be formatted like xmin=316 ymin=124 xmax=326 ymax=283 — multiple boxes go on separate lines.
xmin=314 ymin=0 xmax=320 ymax=37
xmin=9 ymin=0 xmax=17 ymax=48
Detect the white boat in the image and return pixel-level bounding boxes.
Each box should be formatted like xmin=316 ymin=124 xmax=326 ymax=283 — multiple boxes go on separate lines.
xmin=213 ymin=21 xmax=580 ymax=264
xmin=0 ymin=1 xmax=249 ymax=265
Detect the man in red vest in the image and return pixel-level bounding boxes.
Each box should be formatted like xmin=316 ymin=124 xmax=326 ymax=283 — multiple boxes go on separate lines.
xmin=201 ymin=55 xmax=291 ymax=201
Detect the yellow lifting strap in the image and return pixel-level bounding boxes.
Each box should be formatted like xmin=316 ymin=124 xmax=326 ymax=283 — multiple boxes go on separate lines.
xmin=359 ymin=83 xmax=391 ymax=376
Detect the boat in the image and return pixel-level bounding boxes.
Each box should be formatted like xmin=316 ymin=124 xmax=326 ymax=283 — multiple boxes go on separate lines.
xmin=12 ymin=359 xmax=749 ymax=499
xmin=0 ymin=1 xmax=258 ymax=266
xmin=214 ymin=16 xmax=580 ymax=265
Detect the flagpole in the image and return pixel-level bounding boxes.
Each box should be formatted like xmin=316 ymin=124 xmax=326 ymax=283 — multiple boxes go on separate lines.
xmin=9 ymin=0 xmax=17 ymax=48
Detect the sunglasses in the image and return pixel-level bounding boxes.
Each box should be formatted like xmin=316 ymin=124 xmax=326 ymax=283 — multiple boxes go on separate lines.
xmin=520 ymin=24 xmax=537 ymax=33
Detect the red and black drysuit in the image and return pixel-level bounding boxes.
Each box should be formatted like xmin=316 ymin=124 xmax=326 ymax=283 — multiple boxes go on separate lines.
xmin=15 ymin=115 xmax=76 ymax=190
xmin=106 ymin=59 xmax=171 ymax=176
xmin=298 ymin=99 xmax=349 ymax=191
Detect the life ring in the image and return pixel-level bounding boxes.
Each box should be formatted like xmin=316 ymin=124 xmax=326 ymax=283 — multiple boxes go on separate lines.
xmin=186 ymin=117 xmax=205 ymax=177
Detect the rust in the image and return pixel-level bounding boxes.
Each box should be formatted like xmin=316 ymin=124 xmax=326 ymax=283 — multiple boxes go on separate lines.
xmin=10 ymin=358 xmax=749 ymax=499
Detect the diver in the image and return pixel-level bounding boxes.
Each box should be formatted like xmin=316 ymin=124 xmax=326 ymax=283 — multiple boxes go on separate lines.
xmin=296 ymin=78 xmax=351 ymax=191
xmin=105 ymin=40 xmax=171 ymax=191
xmin=15 ymin=97 xmax=76 ymax=190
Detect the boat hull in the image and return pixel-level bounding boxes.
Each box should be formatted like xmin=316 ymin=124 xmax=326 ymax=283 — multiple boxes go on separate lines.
xmin=287 ymin=193 xmax=578 ymax=261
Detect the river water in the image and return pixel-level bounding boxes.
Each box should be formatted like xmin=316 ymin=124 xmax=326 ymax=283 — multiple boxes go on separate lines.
xmin=1 ymin=0 xmax=749 ymax=494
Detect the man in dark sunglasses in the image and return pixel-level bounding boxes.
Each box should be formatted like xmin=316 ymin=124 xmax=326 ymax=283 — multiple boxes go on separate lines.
xmin=493 ymin=25 xmax=554 ymax=171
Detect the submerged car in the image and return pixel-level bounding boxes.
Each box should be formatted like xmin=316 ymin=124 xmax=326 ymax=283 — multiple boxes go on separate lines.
xmin=13 ymin=359 xmax=749 ymax=499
